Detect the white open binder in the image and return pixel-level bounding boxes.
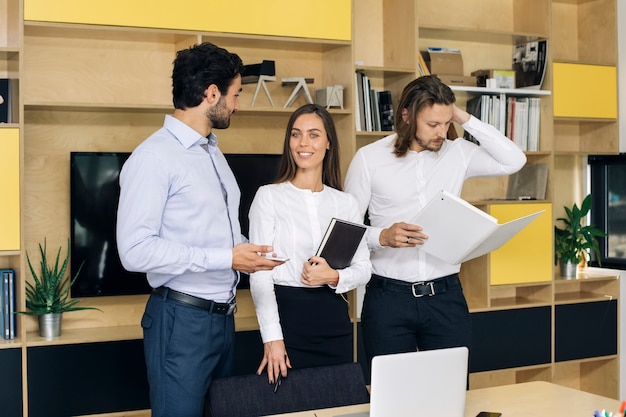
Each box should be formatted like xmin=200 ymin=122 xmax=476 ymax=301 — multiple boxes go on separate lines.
xmin=414 ymin=190 xmax=544 ymax=264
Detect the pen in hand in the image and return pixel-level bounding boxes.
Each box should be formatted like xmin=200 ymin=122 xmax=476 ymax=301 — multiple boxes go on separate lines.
xmin=273 ymin=373 xmax=282 ymax=393
xmin=273 ymin=353 xmax=288 ymax=393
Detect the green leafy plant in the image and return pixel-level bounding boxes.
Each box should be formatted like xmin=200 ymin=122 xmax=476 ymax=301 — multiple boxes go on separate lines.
xmin=19 ymin=239 xmax=100 ymax=315
xmin=554 ymin=194 xmax=606 ymax=266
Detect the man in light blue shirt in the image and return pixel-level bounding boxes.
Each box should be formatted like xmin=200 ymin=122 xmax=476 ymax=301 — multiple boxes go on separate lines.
xmin=117 ymin=42 xmax=284 ymax=417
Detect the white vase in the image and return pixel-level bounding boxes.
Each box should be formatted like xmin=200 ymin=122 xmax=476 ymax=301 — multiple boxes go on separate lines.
xmin=38 ymin=313 xmax=62 ymax=339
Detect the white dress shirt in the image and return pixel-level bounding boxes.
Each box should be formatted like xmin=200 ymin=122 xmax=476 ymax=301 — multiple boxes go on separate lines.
xmin=116 ymin=115 xmax=241 ymax=302
xmin=344 ymin=115 xmax=526 ymax=282
xmin=249 ymin=181 xmax=371 ymax=343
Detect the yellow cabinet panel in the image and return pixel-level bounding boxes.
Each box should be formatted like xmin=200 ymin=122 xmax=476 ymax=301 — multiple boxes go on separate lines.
xmin=0 ymin=128 xmax=20 ymax=250
xmin=489 ymin=203 xmax=552 ymax=285
xmin=24 ymin=0 xmax=351 ymax=41
xmin=553 ymin=63 xmax=617 ymax=119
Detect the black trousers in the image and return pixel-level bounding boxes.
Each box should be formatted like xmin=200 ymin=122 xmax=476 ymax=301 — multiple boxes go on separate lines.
xmin=275 ymin=284 xmax=353 ymax=369
xmin=361 ymin=273 xmax=472 ymax=365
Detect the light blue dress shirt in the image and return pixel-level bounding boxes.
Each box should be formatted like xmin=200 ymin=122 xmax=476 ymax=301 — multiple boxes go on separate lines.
xmin=117 ymin=115 xmax=241 ymax=302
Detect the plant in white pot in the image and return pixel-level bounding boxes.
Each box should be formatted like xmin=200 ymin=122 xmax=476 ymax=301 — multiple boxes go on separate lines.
xmin=554 ymin=194 xmax=605 ymax=278
xmin=18 ymin=239 xmax=100 ymax=338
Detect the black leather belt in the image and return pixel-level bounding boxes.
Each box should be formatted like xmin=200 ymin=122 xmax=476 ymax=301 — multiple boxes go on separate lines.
xmin=368 ymin=274 xmax=458 ymax=298
xmin=153 ymin=286 xmax=236 ymax=315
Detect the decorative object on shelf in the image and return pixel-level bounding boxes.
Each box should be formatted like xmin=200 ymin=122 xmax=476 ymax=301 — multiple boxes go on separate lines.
xmin=250 ymin=75 xmax=276 ymax=107
xmin=512 ymin=39 xmax=547 ymax=90
xmin=242 ymin=60 xmax=277 ymax=107
xmin=471 ymin=69 xmax=515 ymax=89
xmin=242 ymin=60 xmax=276 ymax=84
xmin=554 ymin=194 xmax=606 ymax=278
xmin=282 ymin=77 xmax=314 ymax=107
xmin=18 ymin=239 xmax=101 ymax=338
xmin=315 ymin=85 xmax=344 ymax=109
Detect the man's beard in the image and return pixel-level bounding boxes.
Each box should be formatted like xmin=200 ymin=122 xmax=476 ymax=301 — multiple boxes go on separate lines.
xmin=208 ymin=98 xmax=231 ymax=129
xmin=414 ymin=135 xmax=443 ymax=152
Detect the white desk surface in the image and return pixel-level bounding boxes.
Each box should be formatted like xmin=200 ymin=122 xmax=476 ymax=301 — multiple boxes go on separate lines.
xmin=266 ymin=381 xmax=622 ymax=417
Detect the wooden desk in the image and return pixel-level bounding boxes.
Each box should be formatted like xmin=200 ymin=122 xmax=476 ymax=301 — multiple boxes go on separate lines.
xmin=266 ymin=381 xmax=622 ymax=417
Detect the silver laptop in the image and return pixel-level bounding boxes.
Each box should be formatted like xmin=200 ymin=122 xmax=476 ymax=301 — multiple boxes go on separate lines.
xmin=337 ymin=346 xmax=469 ymax=417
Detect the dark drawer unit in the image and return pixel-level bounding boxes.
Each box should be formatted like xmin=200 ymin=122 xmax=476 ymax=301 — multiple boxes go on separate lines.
xmin=0 ymin=348 xmax=23 ymax=417
xmin=555 ymin=300 xmax=618 ymax=362
xmin=26 ymin=330 xmax=267 ymax=417
xmin=470 ymin=306 xmax=551 ymax=373
xmin=27 ymin=340 xmax=150 ymax=417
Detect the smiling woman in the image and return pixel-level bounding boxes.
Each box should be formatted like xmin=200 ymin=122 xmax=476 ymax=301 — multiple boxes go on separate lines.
xmin=248 ymin=103 xmax=371 ymax=386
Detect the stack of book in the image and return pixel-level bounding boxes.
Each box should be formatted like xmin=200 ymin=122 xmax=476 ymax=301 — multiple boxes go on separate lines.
xmin=465 ymin=95 xmax=540 ymax=152
xmin=354 ymin=71 xmax=394 ymax=132
xmin=0 ymin=269 xmax=16 ymax=339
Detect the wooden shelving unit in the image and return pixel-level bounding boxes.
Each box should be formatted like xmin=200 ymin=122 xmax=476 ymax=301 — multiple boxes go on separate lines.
xmin=0 ymin=0 xmax=620 ymax=415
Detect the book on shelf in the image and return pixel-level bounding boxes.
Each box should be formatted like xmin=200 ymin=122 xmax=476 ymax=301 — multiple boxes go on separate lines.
xmin=512 ymin=39 xmax=547 ymax=90
xmin=354 ymin=72 xmax=394 ymax=133
xmin=378 ymin=90 xmax=394 ymax=131
xmin=354 ymin=72 xmax=363 ymax=131
xmin=413 ymin=190 xmax=544 ymax=265
xmin=354 ymin=71 xmax=366 ymax=131
xmin=315 ymin=218 xmax=367 ymax=270
xmin=527 ymin=97 xmax=541 ymax=152
xmin=512 ymin=97 xmax=529 ymax=151
xmin=465 ymin=94 xmax=540 ymax=152
xmin=0 ymin=269 xmax=16 ymax=340
xmin=370 ymin=89 xmax=381 ymax=132
xmin=362 ymin=73 xmax=373 ymax=131
xmin=417 ymin=51 xmax=431 ymax=76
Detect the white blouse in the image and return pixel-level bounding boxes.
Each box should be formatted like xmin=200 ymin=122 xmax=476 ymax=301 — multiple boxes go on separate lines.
xmin=249 ymin=181 xmax=371 ymax=343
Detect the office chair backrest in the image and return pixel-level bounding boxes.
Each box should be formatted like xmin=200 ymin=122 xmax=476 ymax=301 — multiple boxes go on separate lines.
xmin=208 ymin=362 xmax=370 ymax=417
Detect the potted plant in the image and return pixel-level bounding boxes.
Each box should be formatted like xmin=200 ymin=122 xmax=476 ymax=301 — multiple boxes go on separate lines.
xmin=554 ymin=194 xmax=606 ymax=278
xmin=19 ymin=239 xmax=100 ymax=338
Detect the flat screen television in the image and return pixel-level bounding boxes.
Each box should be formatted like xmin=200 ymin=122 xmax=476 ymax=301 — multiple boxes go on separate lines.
xmin=224 ymin=153 xmax=282 ymax=288
xmin=70 ymin=152 xmax=150 ymax=297
xmin=70 ymin=151 xmax=282 ymax=297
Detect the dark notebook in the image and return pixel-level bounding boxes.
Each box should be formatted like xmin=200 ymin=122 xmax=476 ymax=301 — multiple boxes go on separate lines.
xmin=315 ymin=218 xmax=367 ymax=270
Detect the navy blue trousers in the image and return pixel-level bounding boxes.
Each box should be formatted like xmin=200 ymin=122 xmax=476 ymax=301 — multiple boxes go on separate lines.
xmin=142 ymin=291 xmax=235 ymax=417
xmin=361 ymin=273 xmax=472 ymax=365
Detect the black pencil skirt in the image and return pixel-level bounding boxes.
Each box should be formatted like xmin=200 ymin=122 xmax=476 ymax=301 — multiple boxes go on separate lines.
xmin=274 ymin=284 xmax=353 ymax=369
